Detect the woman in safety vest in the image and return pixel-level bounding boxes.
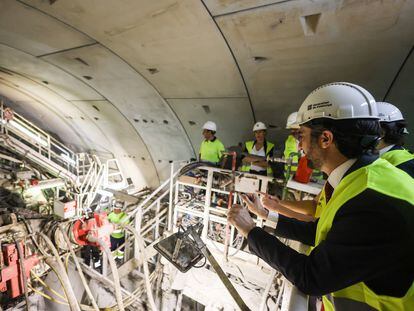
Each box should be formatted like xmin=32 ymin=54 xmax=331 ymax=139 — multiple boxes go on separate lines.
xmin=240 ymin=122 xmax=275 ymax=176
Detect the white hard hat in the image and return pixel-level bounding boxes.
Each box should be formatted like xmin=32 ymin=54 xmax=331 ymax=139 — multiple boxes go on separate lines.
xmin=114 ymin=200 xmax=124 ymax=210
xmin=253 ymin=122 xmax=267 ymax=131
xmin=202 ymin=121 xmax=217 ymax=132
xmin=296 ymin=82 xmax=379 ymax=125
xmin=377 ymin=102 xmax=404 ymax=122
xmin=286 ymin=112 xmax=300 ymax=129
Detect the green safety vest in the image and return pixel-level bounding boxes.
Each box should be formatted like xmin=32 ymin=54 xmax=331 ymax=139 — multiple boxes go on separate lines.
xmin=284 ymin=135 xmax=299 ymax=175
xmin=241 ymin=140 xmax=274 ymax=176
xmin=314 ymin=158 xmax=414 ymax=311
xmin=108 ymin=211 xmax=128 ymax=239
xmin=199 ymin=138 xmax=225 ymax=164
xmin=380 ymin=148 xmax=414 ymax=168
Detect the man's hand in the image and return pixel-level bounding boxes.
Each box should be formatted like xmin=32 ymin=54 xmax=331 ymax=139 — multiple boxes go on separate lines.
xmin=257 ymin=191 xmax=283 ymax=212
xmin=227 ymin=204 xmax=256 ymax=238
xmin=240 ymin=194 xmax=269 ymax=219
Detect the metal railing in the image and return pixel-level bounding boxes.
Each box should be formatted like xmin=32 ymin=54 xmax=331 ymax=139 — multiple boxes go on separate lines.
xmin=0 ymin=102 xmax=127 ymax=214
xmin=0 ymin=102 xmax=77 ymax=178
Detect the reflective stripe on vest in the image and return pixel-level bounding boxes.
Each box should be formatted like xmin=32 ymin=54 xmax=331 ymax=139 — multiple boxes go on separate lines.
xmin=241 ymin=140 xmax=274 ymax=176
xmin=108 ymin=212 xmax=128 ymax=238
xmin=380 ymin=149 xmax=414 ymax=168
xmin=284 ymin=135 xmax=299 ymax=174
xmin=315 ymin=158 xmax=414 ymax=311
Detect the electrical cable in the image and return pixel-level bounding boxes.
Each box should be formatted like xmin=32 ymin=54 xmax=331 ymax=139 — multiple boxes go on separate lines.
xmin=193 ymin=256 xmax=207 ymax=268
xmin=58 ymin=225 xmax=100 ymax=311
xmin=30 ymin=271 xmax=67 ymax=301
xmin=37 ymin=232 xmax=81 ymax=311
xmin=87 ymin=237 xmax=124 ymax=311
xmin=64 ymin=253 xmax=70 ymax=272
xmin=28 ymin=284 xmax=69 ymax=306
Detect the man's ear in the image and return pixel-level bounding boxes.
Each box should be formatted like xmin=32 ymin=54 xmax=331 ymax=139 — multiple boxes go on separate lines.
xmin=320 ymin=130 xmax=334 ymax=149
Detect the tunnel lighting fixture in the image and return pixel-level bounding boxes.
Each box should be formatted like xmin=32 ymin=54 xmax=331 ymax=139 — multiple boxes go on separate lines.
xmin=9 ymin=120 xmax=48 ymax=147
xmin=60 ymin=153 xmax=76 ymax=166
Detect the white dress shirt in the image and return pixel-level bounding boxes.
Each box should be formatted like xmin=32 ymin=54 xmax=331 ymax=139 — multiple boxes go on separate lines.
xmin=379 ymin=144 xmax=395 ymax=156
xmin=264 ymin=158 xmax=357 ymax=229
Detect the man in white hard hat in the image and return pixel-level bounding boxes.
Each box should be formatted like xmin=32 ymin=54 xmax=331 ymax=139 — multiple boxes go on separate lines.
xmin=228 ymin=82 xmax=414 ymax=310
xmin=108 ymin=200 xmax=129 ymax=261
xmin=283 ymin=112 xmax=301 ymax=178
xmin=240 ymin=122 xmax=275 ymax=176
xmin=199 ymin=121 xmax=225 ymax=166
xmin=376 ymin=102 xmax=414 ymax=178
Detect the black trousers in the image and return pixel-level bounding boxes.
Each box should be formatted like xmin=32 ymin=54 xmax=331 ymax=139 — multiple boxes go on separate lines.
xmin=110 ymin=235 xmax=125 ymax=252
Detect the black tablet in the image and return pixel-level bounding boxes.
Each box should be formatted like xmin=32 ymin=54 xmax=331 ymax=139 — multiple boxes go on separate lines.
xmin=154 ymin=232 xmax=203 ymax=273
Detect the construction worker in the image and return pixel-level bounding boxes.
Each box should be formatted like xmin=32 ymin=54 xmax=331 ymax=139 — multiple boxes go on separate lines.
xmin=284 ymin=112 xmax=300 ymax=178
xmin=240 ymin=122 xmax=275 ymax=176
xmin=199 ymin=121 xmax=225 ymax=166
xmin=377 ymin=102 xmax=414 ymax=178
xmin=108 ymin=200 xmax=128 ymax=261
xmin=228 ymin=82 xmax=414 ymax=311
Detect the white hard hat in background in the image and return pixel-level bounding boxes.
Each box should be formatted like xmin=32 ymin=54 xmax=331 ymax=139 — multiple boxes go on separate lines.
xmin=377 ymin=102 xmax=404 ymax=123
xmin=296 ymin=82 xmax=379 ymax=125
xmin=202 ymin=121 xmax=217 ymax=132
xmin=114 ymin=200 xmax=124 ymax=210
xmin=253 ymin=122 xmax=267 ymax=131
xmin=286 ymin=112 xmax=300 ymax=129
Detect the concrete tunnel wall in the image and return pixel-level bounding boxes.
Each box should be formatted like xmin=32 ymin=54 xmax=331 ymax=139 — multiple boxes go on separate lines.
xmin=0 ymin=0 xmax=413 ymax=190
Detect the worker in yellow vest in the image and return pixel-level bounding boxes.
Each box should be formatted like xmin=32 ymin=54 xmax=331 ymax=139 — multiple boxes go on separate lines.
xmin=228 ymin=82 xmax=414 ymax=311
xmin=376 ymin=102 xmax=414 ymax=178
xmin=284 ymin=112 xmax=300 ymax=179
xmin=199 ymin=121 xmax=225 ymax=166
xmin=108 ymin=200 xmax=129 ymax=261
xmin=240 ymin=122 xmax=275 ymax=176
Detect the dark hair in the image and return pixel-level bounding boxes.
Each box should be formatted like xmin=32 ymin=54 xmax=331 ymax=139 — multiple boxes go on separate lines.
xmin=380 ymin=121 xmax=407 ymax=146
xmin=304 ymin=118 xmax=380 ymax=158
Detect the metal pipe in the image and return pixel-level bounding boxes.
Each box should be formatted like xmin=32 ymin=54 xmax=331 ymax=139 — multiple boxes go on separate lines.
xmin=168 ymin=161 xmax=174 ymax=231
xmin=223 ymin=151 xmax=237 ymax=261
xmin=13 ymin=238 xmax=29 ymax=311
xmin=259 ymin=270 xmax=277 ymax=311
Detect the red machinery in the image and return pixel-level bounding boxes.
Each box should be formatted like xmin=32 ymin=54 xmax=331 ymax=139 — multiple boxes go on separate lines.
xmin=72 ymin=213 xmax=114 ymax=250
xmin=0 ymin=242 xmax=39 ymax=299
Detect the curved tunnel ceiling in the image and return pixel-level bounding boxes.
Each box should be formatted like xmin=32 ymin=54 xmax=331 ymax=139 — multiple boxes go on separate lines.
xmin=0 ymin=0 xmax=413 ymax=189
